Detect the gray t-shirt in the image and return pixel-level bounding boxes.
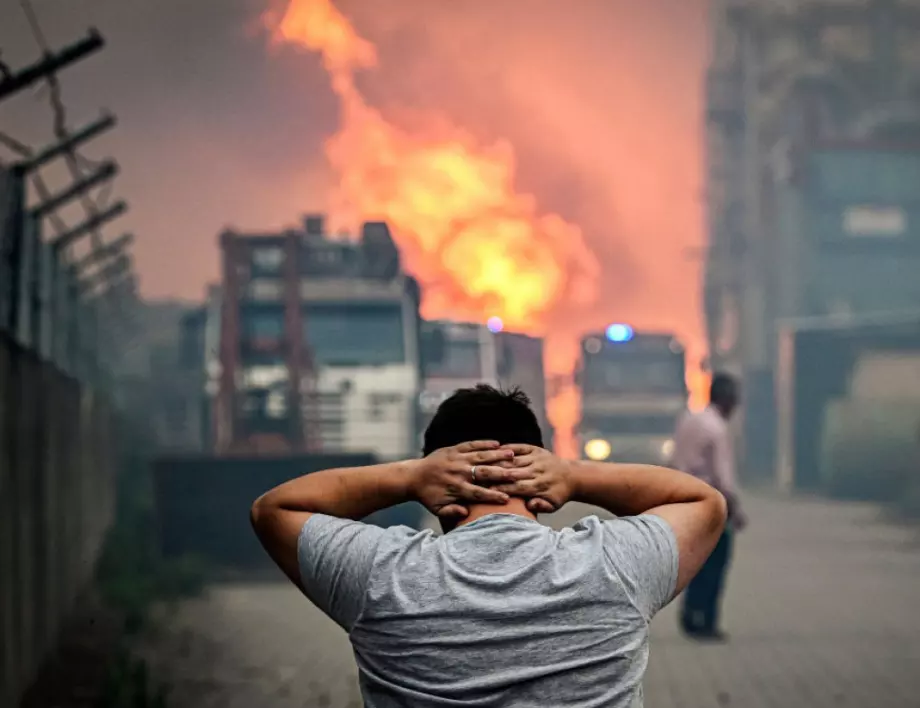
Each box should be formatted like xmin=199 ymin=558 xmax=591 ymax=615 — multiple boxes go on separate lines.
xmin=298 ymin=512 xmax=679 ymax=708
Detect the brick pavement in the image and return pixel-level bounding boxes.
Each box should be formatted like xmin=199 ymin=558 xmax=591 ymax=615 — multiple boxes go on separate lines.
xmin=137 ymin=494 xmax=920 ymax=707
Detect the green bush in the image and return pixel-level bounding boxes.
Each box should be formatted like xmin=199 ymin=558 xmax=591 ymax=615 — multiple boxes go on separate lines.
xmin=96 ymin=650 xmax=170 ymax=708
xmin=96 ymin=501 xmax=208 ymax=632
xmin=97 ymin=437 xmax=208 ymax=633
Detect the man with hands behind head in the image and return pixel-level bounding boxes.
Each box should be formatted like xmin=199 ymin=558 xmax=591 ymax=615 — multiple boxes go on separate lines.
xmin=251 ymin=385 xmax=727 ymax=708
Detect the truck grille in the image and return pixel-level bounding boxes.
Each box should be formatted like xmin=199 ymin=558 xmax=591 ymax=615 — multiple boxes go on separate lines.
xmin=303 ymin=390 xmax=413 ymax=457
xmin=304 ymin=392 xmax=345 ymax=449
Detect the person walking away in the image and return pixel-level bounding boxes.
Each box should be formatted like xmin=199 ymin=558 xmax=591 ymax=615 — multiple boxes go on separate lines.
xmin=251 ymin=385 xmax=727 ymax=707
xmin=669 ymin=372 xmax=746 ymax=641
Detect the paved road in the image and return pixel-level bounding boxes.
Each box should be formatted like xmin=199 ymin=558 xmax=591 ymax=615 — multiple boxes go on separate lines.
xmin=137 ymin=494 xmax=920 ymax=707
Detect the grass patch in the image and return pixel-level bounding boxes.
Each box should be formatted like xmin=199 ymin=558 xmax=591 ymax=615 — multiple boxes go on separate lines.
xmin=96 ymin=649 xmax=170 ymax=708
xmin=97 ymin=428 xmax=210 ymax=633
xmin=91 ymin=435 xmax=210 ymax=707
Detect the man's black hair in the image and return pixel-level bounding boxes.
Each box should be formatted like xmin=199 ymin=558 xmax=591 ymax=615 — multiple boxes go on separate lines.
xmin=422 ymin=384 xmax=544 ymax=456
xmin=710 ymin=372 xmax=739 ymax=407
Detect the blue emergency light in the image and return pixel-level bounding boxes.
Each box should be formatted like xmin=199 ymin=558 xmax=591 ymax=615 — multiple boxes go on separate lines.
xmin=605 ymin=323 xmax=634 ymax=343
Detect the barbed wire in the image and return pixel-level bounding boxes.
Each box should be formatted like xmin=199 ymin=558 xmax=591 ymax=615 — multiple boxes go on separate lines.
xmin=0 ymin=50 xmax=13 ymax=81
xmin=0 ymin=0 xmax=134 ymax=360
xmin=15 ymin=0 xmax=129 ymax=328
xmin=20 ymin=0 xmax=114 ymax=215
xmin=0 ymin=130 xmax=78 ymax=242
xmin=0 ymin=129 xmax=33 ymax=157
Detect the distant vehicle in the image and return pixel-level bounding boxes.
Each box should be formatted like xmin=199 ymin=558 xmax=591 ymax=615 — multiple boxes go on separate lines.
xmin=185 ymin=217 xmax=423 ymax=461
xmin=575 ymin=324 xmax=688 ymax=465
xmin=419 ymin=319 xmax=553 ymax=450
xmin=159 ymin=216 xmax=427 ymax=568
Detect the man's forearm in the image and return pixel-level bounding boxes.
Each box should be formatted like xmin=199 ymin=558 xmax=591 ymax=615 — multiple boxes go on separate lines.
xmin=570 ymin=460 xmax=723 ymax=517
xmin=253 ymin=460 xmax=417 ymax=520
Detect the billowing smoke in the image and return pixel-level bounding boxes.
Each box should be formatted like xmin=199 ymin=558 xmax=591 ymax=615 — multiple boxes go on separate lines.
xmin=262 ymin=0 xmax=708 ymax=452
xmin=264 ymin=0 xmax=601 ymax=331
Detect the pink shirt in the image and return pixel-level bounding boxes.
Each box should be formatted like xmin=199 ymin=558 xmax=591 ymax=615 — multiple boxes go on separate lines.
xmin=670 ymin=406 xmax=742 ymax=515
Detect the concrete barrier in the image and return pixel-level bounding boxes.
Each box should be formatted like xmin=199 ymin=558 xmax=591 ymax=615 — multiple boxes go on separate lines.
xmin=153 ymin=452 xmax=425 ymax=569
xmin=0 ymin=332 xmax=116 ymax=707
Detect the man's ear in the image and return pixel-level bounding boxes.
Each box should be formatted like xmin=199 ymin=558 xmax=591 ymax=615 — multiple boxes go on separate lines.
xmin=527 ymin=498 xmax=556 ymax=514
xmin=437 ymin=505 xmax=468 ymax=535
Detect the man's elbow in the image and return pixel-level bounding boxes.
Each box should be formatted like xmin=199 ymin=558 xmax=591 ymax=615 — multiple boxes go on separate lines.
xmin=707 ymin=488 xmax=729 ymax=533
xmin=250 ymin=494 xmax=273 ymax=535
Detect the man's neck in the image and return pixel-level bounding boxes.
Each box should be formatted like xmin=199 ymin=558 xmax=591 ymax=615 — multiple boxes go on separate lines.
xmin=457 ymin=497 xmax=536 ymax=527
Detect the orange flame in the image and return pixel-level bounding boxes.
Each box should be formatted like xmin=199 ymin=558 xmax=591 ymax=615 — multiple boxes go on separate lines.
xmin=267 ymin=0 xmax=599 ymax=329
xmin=267 ymin=0 xmax=603 ymax=455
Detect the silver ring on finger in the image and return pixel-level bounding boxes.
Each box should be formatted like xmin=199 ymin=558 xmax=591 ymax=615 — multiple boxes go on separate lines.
xmin=470 ymin=465 xmax=478 ymax=483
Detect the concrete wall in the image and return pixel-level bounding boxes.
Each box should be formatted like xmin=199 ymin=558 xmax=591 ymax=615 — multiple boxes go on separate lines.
xmin=0 ymin=332 xmax=116 ymax=707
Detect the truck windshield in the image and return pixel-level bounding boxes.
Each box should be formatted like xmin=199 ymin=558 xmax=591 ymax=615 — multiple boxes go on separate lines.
xmin=304 ymin=303 xmax=405 ymax=366
xmin=426 ymin=339 xmax=483 ymax=379
xmin=582 ymin=354 xmax=685 ymax=394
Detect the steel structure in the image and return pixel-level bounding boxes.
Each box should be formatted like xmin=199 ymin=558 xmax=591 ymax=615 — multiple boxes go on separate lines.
xmin=704 ymin=0 xmax=920 ymax=478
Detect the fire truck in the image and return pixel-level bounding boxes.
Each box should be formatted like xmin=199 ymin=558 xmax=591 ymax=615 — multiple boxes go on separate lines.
xmin=575 ymin=325 xmax=688 ymax=465
xmin=418 ymin=319 xmax=553 ymax=450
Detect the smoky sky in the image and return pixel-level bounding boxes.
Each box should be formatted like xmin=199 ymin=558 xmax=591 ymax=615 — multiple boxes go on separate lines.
xmin=1 ymin=0 xmax=708 ymax=351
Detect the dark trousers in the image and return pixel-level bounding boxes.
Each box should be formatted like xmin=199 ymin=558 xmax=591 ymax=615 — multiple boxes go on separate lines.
xmin=681 ymin=529 xmax=733 ymax=633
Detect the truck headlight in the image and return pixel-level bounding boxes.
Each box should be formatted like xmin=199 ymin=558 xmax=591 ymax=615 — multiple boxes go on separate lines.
xmin=660 ymin=439 xmax=675 ymax=460
xmin=584 ymin=439 xmax=612 ymax=461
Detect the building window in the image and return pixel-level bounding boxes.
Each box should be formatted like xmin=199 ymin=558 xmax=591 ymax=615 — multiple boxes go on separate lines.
xmin=248 ymin=278 xmax=284 ymax=301
xmin=842 ymin=206 xmax=906 ymax=237
xmin=252 ymin=246 xmax=284 ymax=272
xmin=242 ymin=308 xmax=285 ymax=340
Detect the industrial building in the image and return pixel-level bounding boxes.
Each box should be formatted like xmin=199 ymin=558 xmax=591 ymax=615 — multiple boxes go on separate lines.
xmin=704 ymin=0 xmax=920 ymax=493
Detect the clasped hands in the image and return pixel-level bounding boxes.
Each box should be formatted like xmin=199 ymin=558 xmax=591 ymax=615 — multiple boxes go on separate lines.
xmin=408 ymin=440 xmax=575 ymax=520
